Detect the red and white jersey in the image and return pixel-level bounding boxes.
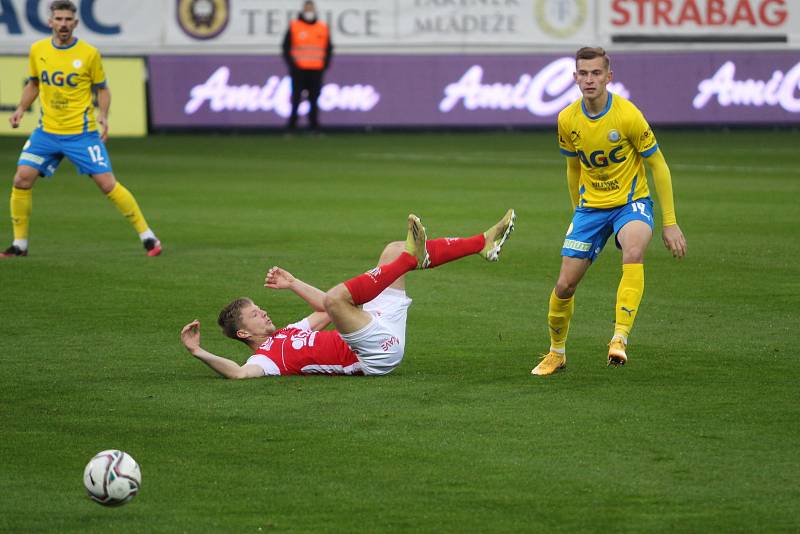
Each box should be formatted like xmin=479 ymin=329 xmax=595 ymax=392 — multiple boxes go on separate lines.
xmin=245 ymin=319 xmax=362 ymax=376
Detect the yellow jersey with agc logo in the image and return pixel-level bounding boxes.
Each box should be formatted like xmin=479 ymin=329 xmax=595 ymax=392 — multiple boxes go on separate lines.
xmin=28 ymin=37 xmax=106 ymax=135
xmin=557 ymin=93 xmax=659 ymax=209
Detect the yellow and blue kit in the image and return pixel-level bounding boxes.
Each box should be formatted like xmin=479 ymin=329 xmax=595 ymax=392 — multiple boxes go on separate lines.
xmin=18 ymin=38 xmax=111 ymax=176
xmin=557 ymin=92 xmax=677 ymax=260
xmin=7 ymin=38 xmax=157 ymax=254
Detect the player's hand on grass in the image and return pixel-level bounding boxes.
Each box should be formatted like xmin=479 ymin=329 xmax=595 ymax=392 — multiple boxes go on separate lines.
xmin=662 ymin=224 xmax=687 ymax=259
xmin=180 ymin=320 xmax=202 ymax=354
xmin=265 ymin=266 xmax=295 ymax=290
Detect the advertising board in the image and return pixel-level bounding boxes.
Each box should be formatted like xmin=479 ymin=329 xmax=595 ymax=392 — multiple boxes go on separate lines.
xmin=148 ymin=51 xmax=800 ymax=128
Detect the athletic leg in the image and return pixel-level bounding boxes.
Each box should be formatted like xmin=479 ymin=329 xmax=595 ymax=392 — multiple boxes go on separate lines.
xmin=93 ymin=172 xmax=162 ymax=256
xmin=325 ymin=216 xmax=426 ymax=335
xmin=533 ymin=205 xmax=615 ymax=376
xmin=424 ymin=208 xmax=515 ymax=268
xmin=55 ymin=130 xmax=162 ymax=256
xmin=336 ymin=240 xmax=416 ymax=376
xmin=608 ymin=220 xmax=652 ymax=366
xmin=327 ymin=209 xmax=514 ymax=336
xmin=1 ymin=165 xmax=39 ymax=257
xmin=532 ymin=256 xmax=590 ymax=375
xmin=550 ymin=255 xmax=590 ymax=344
xmin=3 ymin=127 xmax=64 ymax=257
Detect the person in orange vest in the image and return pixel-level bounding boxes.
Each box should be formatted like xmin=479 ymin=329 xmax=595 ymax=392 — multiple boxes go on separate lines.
xmin=282 ymin=1 xmax=333 ymax=132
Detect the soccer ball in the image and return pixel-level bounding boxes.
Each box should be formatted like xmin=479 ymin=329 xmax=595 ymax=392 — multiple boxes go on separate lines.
xmin=83 ymin=450 xmax=141 ymax=506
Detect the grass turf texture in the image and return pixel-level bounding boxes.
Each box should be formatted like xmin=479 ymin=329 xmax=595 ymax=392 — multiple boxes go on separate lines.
xmin=0 ymin=130 xmax=798 ymax=532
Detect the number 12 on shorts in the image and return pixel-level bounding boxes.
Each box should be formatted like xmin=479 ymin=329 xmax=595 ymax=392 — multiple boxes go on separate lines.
xmin=87 ymin=145 xmax=105 ymax=164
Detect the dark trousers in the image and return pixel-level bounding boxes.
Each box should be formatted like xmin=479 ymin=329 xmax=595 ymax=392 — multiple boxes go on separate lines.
xmin=288 ymin=68 xmax=324 ymax=130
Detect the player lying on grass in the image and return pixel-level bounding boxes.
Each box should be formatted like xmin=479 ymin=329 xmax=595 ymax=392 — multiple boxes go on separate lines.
xmin=180 ymin=210 xmax=515 ymax=378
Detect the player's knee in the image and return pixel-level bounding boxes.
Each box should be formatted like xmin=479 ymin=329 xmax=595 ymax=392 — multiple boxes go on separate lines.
xmin=93 ymin=173 xmax=117 ymax=194
xmin=622 ymin=247 xmax=646 ymax=264
xmin=324 ymin=284 xmax=351 ymax=313
xmin=13 ymin=171 xmax=36 ymax=188
xmin=555 ymin=279 xmax=577 ymax=299
xmin=379 ymin=241 xmax=405 ymax=263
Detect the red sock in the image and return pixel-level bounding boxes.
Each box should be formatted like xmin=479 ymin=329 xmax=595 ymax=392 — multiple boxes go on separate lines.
xmin=425 ymin=234 xmax=485 ymax=268
xmin=343 ymin=252 xmax=418 ymax=305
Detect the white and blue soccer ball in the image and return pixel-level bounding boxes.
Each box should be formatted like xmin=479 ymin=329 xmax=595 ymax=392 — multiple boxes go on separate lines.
xmin=83 ymin=449 xmax=141 ymax=506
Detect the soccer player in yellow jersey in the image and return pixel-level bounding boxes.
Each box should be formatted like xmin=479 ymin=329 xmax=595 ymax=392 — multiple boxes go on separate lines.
xmin=531 ymin=47 xmax=687 ymax=376
xmin=1 ymin=0 xmax=161 ymax=258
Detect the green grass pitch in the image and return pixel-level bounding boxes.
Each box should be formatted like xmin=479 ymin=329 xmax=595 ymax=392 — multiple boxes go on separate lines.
xmin=0 ymin=129 xmax=798 ymax=532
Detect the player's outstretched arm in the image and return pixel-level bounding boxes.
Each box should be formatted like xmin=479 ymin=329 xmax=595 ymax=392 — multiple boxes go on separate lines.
xmin=180 ymin=320 xmax=263 ymax=379
xmin=265 ymin=266 xmax=326 ymax=311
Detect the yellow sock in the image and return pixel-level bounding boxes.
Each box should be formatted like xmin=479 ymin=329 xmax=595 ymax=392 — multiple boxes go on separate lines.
xmin=548 ymin=289 xmax=574 ymax=351
xmin=614 ymin=263 xmax=645 ymax=340
xmin=106 ymin=182 xmax=149 ymax=234
xmin=10 ymin=186 xmax=32 ymax=242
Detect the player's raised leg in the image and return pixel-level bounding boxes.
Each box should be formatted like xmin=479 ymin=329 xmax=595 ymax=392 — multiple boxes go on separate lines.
xmin=532 ymin=256 xmax=589 ymax=376
xmin=324 ymin=214 xmax=427 ymax=334
xmin=326 ymin=210 xmax=515 ymax=334
xmin=422 ymin=208 xmax=515 ymax=268
xmin=608 ymin=220 xmax=651 ymax=366
xmin=1 ymin=165 xmax=39 ymax=258
xmin=93 ymin=172 xmax=162 ymax=257
xmin=481 ymin=208 xmax=515 ymax=262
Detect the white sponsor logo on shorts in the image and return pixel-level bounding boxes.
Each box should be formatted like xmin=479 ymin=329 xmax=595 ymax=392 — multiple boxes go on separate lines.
xmin=563 ymin=239 xmax=592 ymax=252
xmin=20 ymin=152 xmax=44 ymax=165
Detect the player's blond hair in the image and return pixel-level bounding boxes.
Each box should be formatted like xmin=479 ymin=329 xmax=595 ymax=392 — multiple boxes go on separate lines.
xmin=218 ymin=297 xmax=254 ymax=345
xmin=50 ymin=1 xmax=77 ymax=14
xmin=575 ymin=47 xmax=610 ymax=70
